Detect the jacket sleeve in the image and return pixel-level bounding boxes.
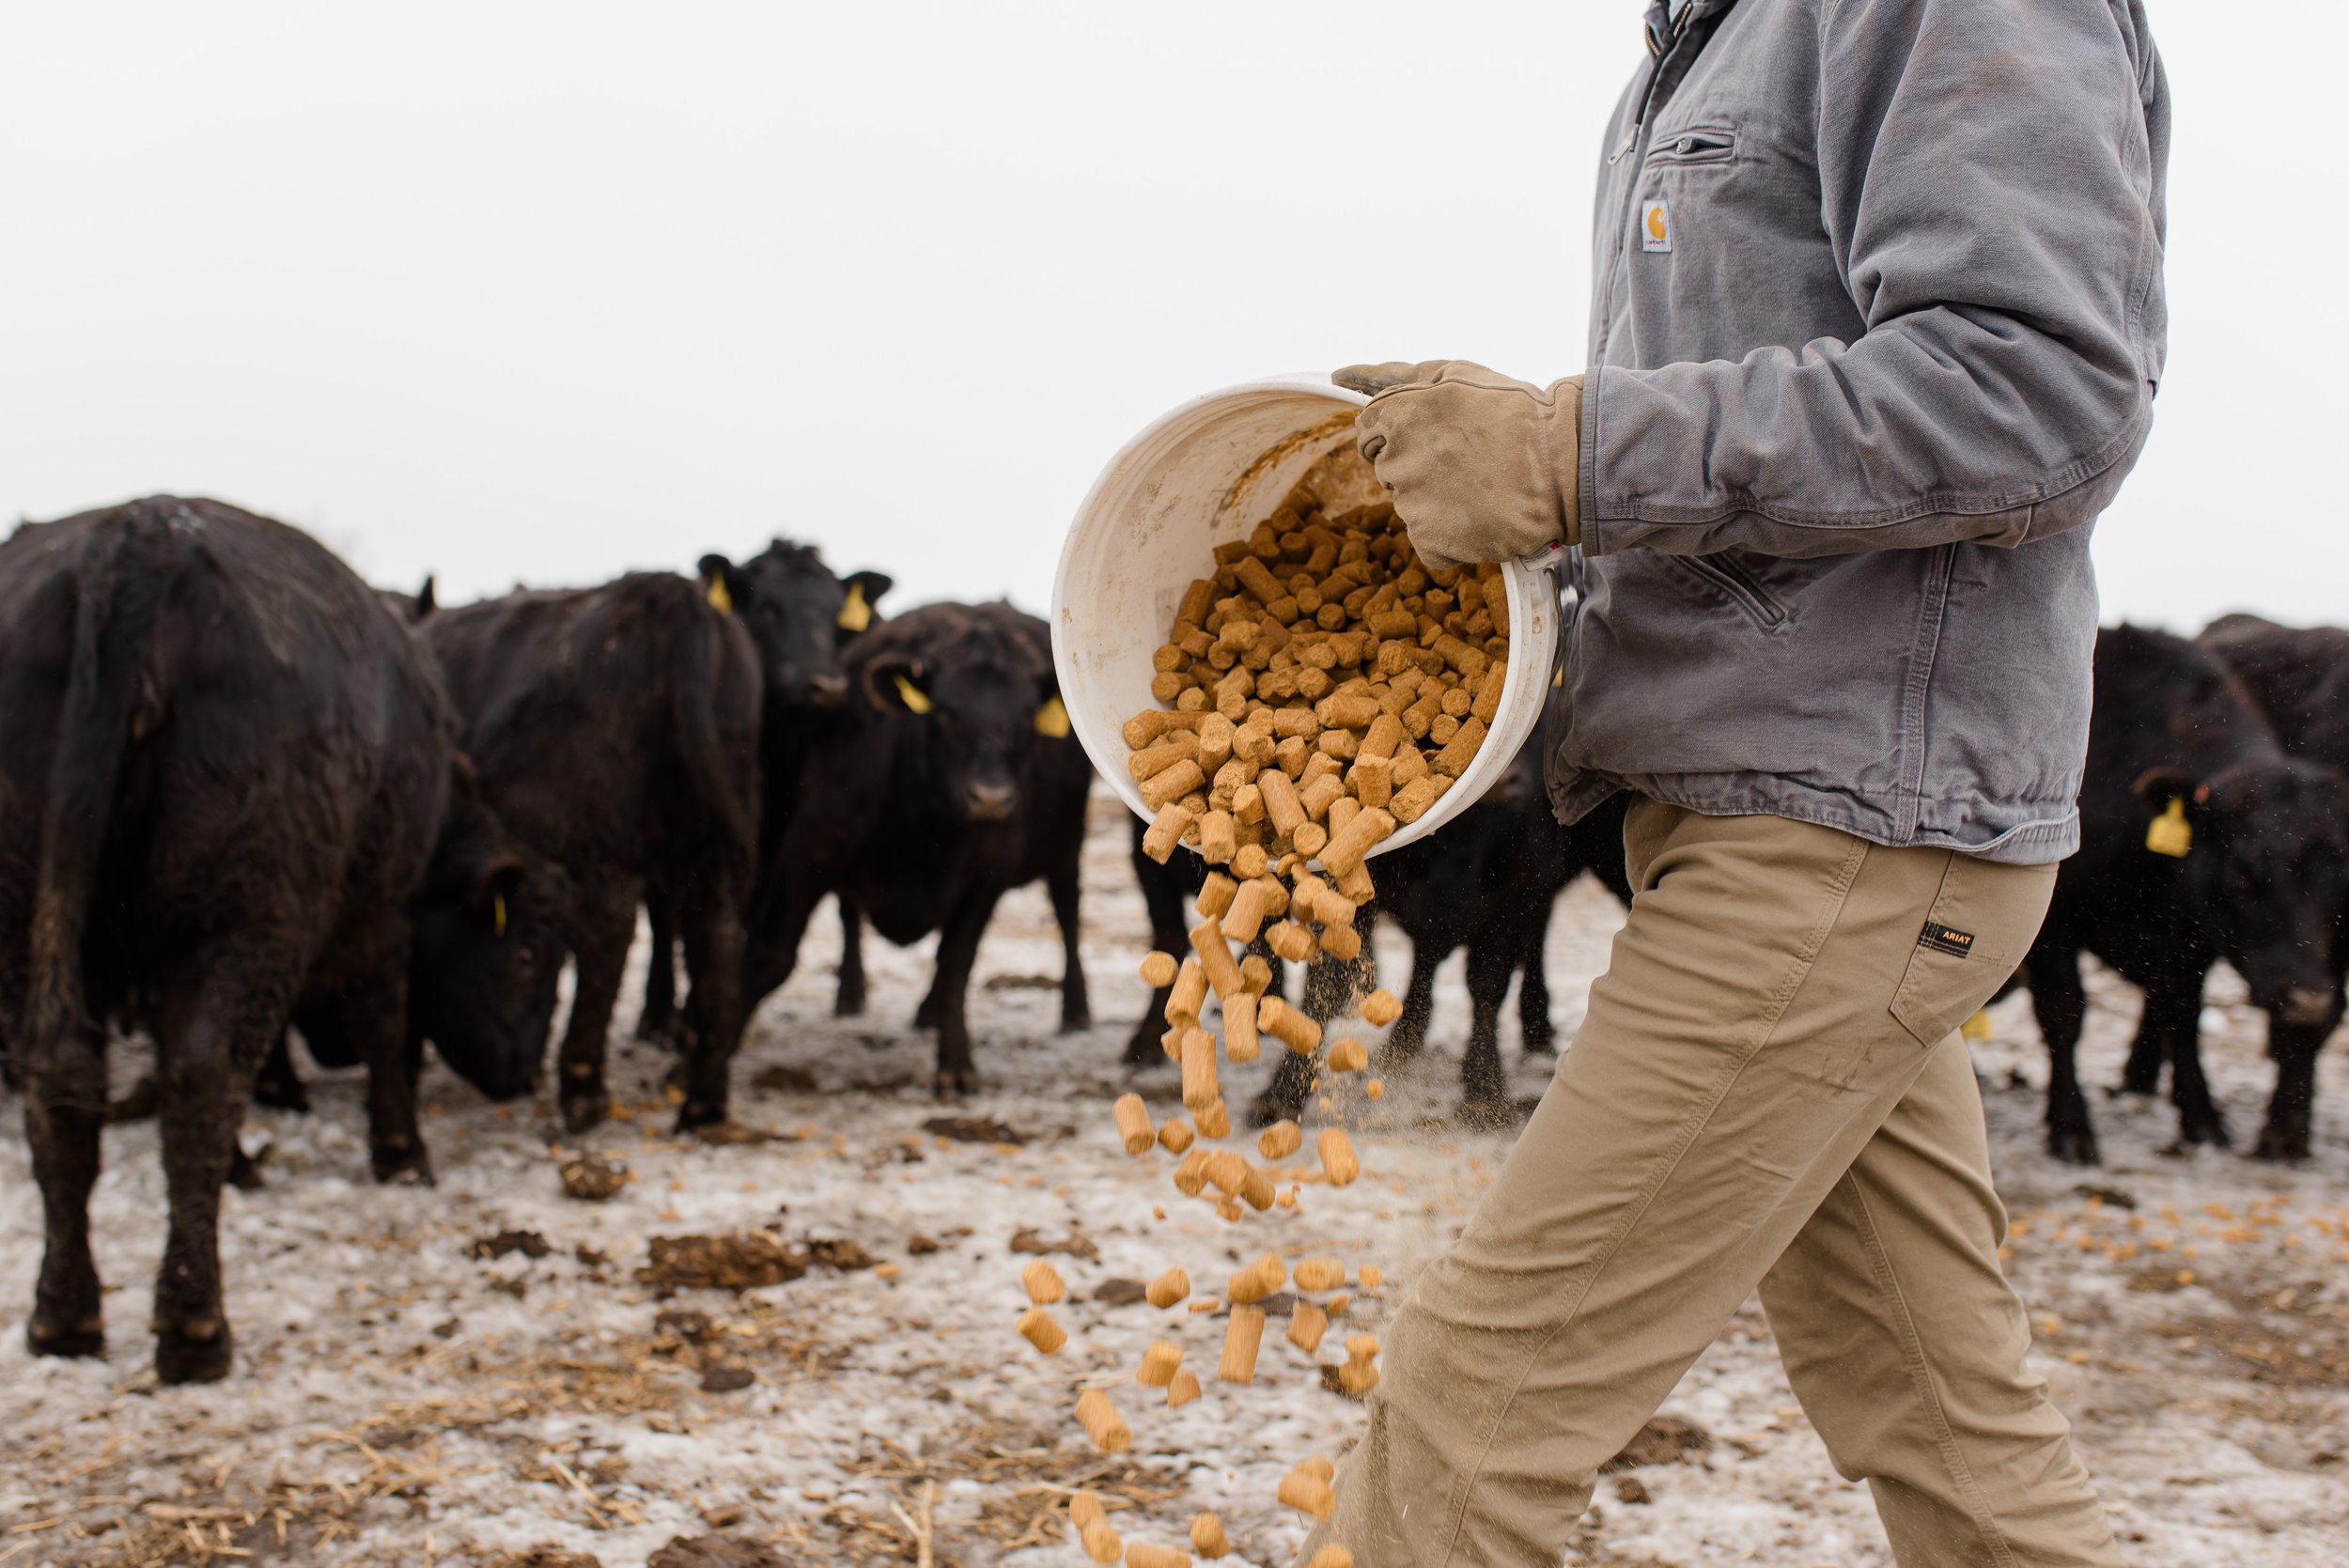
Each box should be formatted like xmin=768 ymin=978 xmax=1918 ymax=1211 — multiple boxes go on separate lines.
xmin=1578 ymin=0 xmax=2169 ymax=561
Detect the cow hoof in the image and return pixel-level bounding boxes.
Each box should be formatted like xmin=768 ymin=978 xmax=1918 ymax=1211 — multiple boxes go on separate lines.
xmin=2251 ymin=1127 xmax=2311 ymax=1162
xmin=1520 ymin=1035 xmax=1558 ymax=1058
xmin=913 ymin=1000 xmax=944 ymax=1031
xmin=252 ymin=1074 xmax=311 ymax=1113
xmin=1248 ymin=1092 xmax=1305 ymax=1129
xmin=2175 ymin=1114 xmax=2232 ymax=1151
xmin=1121 ymin=1033 xmax=1167 ymax=1068
xmin=2044 ymin=1126 xmax=2100 ymax=1165
xmin=931 ymin=1068 xmax=981 ymax=1097
xmin=832 ymin=996 xmax=867 ymax=1019
xmin=1455 ymin=1096 xmax=1523 ymax=1131
xmin=371 ymin=1150 xmax=436 ymax=1187
xmin=153 ymin=1319 xmax=234 ymax=1385
xmin=1058 ymin=1007 xmax=1095 ymax=1034
xmin=561 ymin=1091 xmax=613 ymax=1134
xmin=26 ymin=1316 xmax=104 ymax=1359
xmin=1385 ymin=1032 xmax=1427 ymax=1061
xmin=675 ymin=1100 xmax=729 ymax=1132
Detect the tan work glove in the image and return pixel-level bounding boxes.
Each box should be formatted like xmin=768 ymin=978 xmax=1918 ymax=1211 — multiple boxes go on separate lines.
xmin=1334 ymin=361 xmax=1584 ymax=572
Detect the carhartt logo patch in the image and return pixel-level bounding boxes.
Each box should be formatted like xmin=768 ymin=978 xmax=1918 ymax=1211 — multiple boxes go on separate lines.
xmin=1641 ymin=200 xmax=1672 ymax=253
xmin=1919 ymin=921 xmax=1976 ymax=958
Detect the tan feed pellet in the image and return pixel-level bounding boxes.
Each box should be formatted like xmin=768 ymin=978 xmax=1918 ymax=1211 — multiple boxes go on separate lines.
xmin=1292 ymin=1257 xmax=1345 ymax=1292
xmin=1021 ymin=1259 xmax=1064 ymax=1304
xmin=1166 ymin=1368 xmax=1203 ymax=1406
xmin=1190 ymin=1512 xmax=1232 ymax=1559
xmin=1137 ymin=1340 xmax=1184 ymax=1387
xmin=1157 ymin=1118 xmax=1194 ymax=1155
xmin=1111 ymin=1094 xmax=1155 ymax=1156
xmin=1218 ymin=1304 xmax=1267 ymax=1383
xmin=1276 ymin=1467 xmax=1336 ymax=1520
xmin=1305 ymin=1545 xmax=1355 ymax=1568
xmin=1017 ymin=1307 xmax=1066 ymax=1354
xmin=1076 ymin=1389 xmax=1131 ymax=1452
xmin=1256 ymin=1119 xmax=1302 ymax=1160
xmin=1146 ymin=1266 xmax=1190 ymax=1308
xmin=1127 ymin=1543 xmax=1191 ymax=1568
xmin=1139 ymin=951 xmax=1179 ymax=988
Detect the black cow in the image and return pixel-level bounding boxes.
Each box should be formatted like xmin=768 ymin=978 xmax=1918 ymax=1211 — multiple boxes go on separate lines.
xmin=2196 ymin=613 xmax=2349 ymax=1157
xmin=741 ymin=602 xmax=1087 ymax=1093
xmin=1 ymin=497 xmax=547 ymax=1382
xmin=424 ymin=573 xmax=762 ymax=1133
xmin=635 ymin=543 xmax=892 ymax=1041
xmin=2026 ymin=625 xmax=2349 ymax=1163
xmin=1239 ymin=736 xmax=1631 ymax=1126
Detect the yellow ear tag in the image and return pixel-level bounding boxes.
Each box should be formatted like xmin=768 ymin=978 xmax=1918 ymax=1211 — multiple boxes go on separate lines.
xmin=1034 ymin=695 xmax=1070 ymax=737
xmin=894 ymin=674 xmax=932 ymax=714
xmin=492 ymin=892 xmax=508 ymax=936
xmin=2144 ymin=798 xmax=2192 ymax=858
xmin=1959 ymin=1008 xmax=1993 ymax=1042
xmin=706 ymin=576 xmax=732 ymax=614
xmin=836 ymin=582 xmax=871 ymax=632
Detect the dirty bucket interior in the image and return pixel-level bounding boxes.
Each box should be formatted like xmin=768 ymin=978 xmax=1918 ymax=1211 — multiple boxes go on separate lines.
xmin=1051 ymin=375 xmax=1559 ymax=859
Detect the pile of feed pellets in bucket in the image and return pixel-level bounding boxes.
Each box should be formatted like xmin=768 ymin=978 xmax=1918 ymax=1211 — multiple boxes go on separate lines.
xmin=1024 ymin=445 xmax=1510 ymax=1566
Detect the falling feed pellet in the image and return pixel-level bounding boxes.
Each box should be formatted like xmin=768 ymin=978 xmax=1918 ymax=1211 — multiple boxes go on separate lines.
xmin=1112 ymin=1094 xmax=1156 ymax=1157
xmin=1288 ymin=1299 xmax=1330 ymax=1354
xmin=1081 ymin=1520 xmax=1122 ymax=1564
xmin=1139 ymin=950 xmax=1179 ymax=988
xmin=1166 ymin=1368 xmax=1203 ymax=1407
xmin=1293 ymin=1256 xmax=1345 ymax=1293
xmin=1256 ymin=1118 xmax=1302 ymax=1161
xmin=1305 ymin=1546 xmax=1355 ymax=1568
xmin=1276 ymin=1467 xmax=1337 ymax=1521
xmin=1021 ymin=1259 xmax=1064 ymax=1304
xmin=1138 ymin=1340 xmax=1184 ymax=1387
xmin=1146 ymin=1266 xmax=1190 ymax=1309
xmin=1017 ymin=1306 xmax=1066 ymax=1354
xmin=1157 ymin=1117 xmax=1195 ymax=1155
xmin=1075 ymin=1388 xmax=1131 ymax=1452
xmin=1318 ymin=1127 xmax=1361 ymax=1187
xmin=1126 ymin=1543 xmax=1191 ymax=1568
xmin=1219 ymin=1305 xmax=1267 ymax=1384
xmin=1190 ymin=1512 xmax=1231 ymax=1559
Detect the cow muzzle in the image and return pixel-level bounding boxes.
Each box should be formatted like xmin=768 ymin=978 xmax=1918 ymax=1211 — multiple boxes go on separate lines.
xmin=808 ymin=672 xmax=848 ymax=708
xmin=964 ymin=782 xmax=1019 ymax=822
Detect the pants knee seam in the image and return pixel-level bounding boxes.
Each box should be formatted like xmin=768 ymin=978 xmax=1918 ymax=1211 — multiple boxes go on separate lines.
xmin=1845 ymin=1171 xmax=2020 ymax=1568
xmin=1427 ymin=835 xmax=1873 ymax=1565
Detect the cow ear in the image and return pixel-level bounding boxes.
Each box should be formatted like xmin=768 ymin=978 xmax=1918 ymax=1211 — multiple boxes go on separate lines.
xmin=476 ymin=854 xmax=527 ymax=935
xmin=2131 ymin=767 xmax=2204 ymax=859
xmin=838 ymin=571 xmax=891 ymax=634
xmin=863 ymin=657 xmax=930 ymax=714
xmin=414 ymin=575 xmax=438 ymax=619
xmin=697 ymin=554 xmax=741 ymax=615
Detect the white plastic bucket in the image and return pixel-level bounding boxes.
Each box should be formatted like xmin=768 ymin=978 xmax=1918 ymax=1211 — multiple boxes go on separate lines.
xmin=1051 ymin=375 xmax=1560 ymax=859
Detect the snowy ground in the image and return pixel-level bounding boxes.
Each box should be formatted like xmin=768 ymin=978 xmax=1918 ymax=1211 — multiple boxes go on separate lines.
xmin=3 ymin=791 xmax=2345 ymax=1568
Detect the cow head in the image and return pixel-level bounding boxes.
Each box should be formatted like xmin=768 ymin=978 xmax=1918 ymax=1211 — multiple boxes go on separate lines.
xmin=407 ymin=763 xmax=571 ymax=1098
xmin=2137 ymin=760 xmax=2349 ymax=1028
xmin=857 ymin=605 xmax=1057 ymax=825
xmin=699 ymin=542 xmax=893 ymax=712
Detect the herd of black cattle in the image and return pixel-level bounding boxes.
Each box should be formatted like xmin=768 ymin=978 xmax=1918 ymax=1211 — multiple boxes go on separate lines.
xmin=1 ymin=494 xmax=2344 ymax=1384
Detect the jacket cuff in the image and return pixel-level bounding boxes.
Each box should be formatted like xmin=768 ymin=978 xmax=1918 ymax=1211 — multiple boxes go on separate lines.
xmin=1575 ymin=366 xmax=1605 ymax=553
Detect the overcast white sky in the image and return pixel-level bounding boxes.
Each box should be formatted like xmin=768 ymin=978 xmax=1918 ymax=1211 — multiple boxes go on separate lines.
xmin=4 ymin=4 xmax=2341 ymax=632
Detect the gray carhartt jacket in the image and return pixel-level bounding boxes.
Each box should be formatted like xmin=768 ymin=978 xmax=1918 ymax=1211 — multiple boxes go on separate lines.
xmin=1550 ymin=0 xmax=2170 ymax=863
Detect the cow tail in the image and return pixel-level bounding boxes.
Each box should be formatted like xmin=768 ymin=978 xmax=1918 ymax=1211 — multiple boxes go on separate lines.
xmin=20 ymin=505 xmax=184 ymax=1051
xmin=671 ymin=606 xmax=755 ymax=860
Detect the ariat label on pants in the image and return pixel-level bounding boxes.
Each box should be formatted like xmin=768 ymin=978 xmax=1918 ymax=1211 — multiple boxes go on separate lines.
xmin=1918 ymin=921 xmax=1976 ymax=958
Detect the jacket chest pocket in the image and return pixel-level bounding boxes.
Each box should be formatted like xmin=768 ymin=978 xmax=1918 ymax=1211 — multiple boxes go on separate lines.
xmin=1643 ymin=127 xmax=1736 ymax=169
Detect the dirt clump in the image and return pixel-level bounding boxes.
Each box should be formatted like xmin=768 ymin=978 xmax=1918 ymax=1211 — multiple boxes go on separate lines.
xmin=1010 ymin=1227 xmax=1098 ymax=1261
xmin=646 ymin=1536 xmax=789 ymax=1568
xmin=560 ymin=1151 xmax=629 ymax=1201
xmin=468 ymin=1229 xmax=552 ymax=1261
xmin=923 ymin=1114 xmax=1026 ymax=1144
xmin=1603 ymin=1413 xmax=1711 ymax=1471
xmin=640 ymin=1233 xmax=810 ymax=1291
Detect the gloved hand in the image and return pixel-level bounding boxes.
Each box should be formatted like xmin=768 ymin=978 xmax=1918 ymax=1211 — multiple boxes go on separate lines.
xmin=1333 ymin=361 xmax=1584 ymax=572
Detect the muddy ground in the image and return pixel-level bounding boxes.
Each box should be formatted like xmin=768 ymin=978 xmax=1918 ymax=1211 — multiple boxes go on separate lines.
xmin=3 ymin=792 xmax=2344 ymax=1567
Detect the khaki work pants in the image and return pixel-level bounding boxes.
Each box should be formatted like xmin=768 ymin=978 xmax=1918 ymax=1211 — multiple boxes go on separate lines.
xmin=1302 ymin=801 xmax=2121 ymax=1568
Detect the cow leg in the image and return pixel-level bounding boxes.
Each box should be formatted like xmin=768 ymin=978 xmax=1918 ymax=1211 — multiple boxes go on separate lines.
xmin=341 ymin=924 xmax=431 ymax=1186
xmin=1127 ymin=831 xmax=1195 ymax=1064
xmin=1048 ymin=858 xmax=1092 ymax=1032
xmin=151 ymin=949 xmax=299 ymax=1384
xmin=1250 ymin=1048 xmax=1316 ymax=1128
xmin=2027 ymin=942 xmax=2098 ymax=1164
xmin=834 ymin=895 xmax=868 ymax=1018
xmin=1517 ymin=912 xmax=1558 ymax=1056
xmin=2118 ymin=981 xmax=2190 ymax=1096
xmin=555 ymin=879 xmax=641 ymax=1134
xmin=252 ymin=1030 xmax=309 ymax=1111
xmin=1458 ymin=933 xmax=1515 ymax=1119
xmin=2145 ymin=976 xmax=2228 ymax=1151
xmin=24 ymin=1020 xmax=108 ymax=1360
xmin=1385 ymin=944 xmax=1443 ymax=1060
xmin=634 ymin=893 xmax=678 ymax=1044
xmin=674 ymin=885 xmax=749 ymax=1132
xmin=2254 ymin=1018 xmax=2330 ymax=1161
xmin=742 ymin=875 xmax=826 ymax=1017
xmin=928 ymin=892 xmax=1002 ymax=1096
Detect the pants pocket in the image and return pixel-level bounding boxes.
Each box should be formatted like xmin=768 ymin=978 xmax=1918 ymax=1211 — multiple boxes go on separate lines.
xmin=1889 ymin=853 xmax=2057 ymax=1047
